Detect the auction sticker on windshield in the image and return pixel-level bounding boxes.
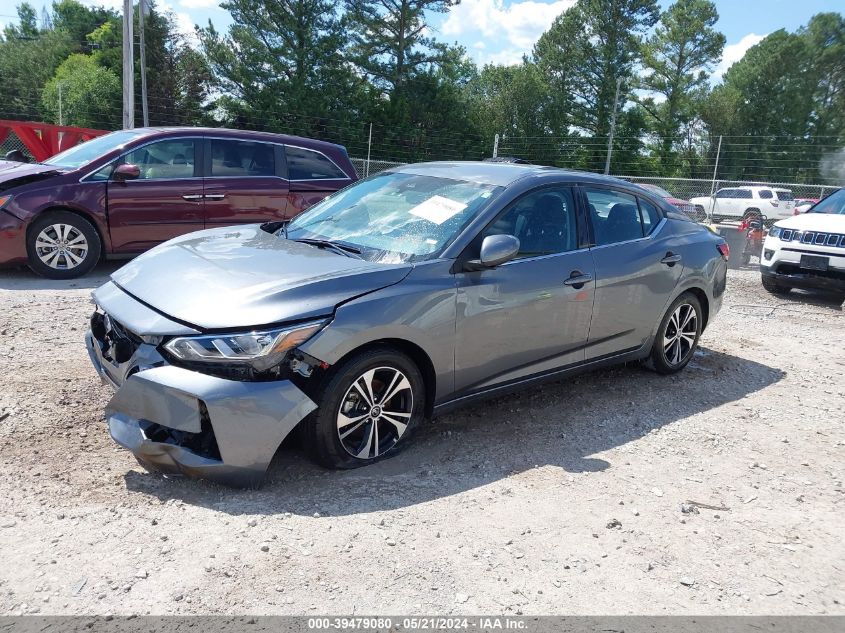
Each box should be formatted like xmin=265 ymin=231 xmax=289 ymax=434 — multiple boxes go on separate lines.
xmin=409 ymin=195 xmax=468 ymax=225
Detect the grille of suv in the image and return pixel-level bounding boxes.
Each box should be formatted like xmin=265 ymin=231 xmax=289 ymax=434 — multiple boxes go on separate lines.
xmin=780 ymin=230 xmax=845 ymax=248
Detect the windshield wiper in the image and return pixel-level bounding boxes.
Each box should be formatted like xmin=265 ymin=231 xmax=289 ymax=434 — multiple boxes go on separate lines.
xmin=293 ymin=238 xmax=363 ymax=258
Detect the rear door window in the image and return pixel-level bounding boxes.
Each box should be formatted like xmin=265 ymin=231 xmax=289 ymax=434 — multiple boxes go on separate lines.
xmin=585 ymin=188 xmax=643 ymax=245
xmin=758 ymin=189 xmax=773 ymax=199
xmin=637 ymin=198 xmax=663 ymax=235
xmin=286 ymin=146 xmax=348 ymax=180
xmin=210 ymin=139 xmax=275 ymax=177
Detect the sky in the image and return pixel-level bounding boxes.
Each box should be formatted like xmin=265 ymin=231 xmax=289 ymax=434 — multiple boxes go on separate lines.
xmin=0 ymin=0 xmax=839 ymax=82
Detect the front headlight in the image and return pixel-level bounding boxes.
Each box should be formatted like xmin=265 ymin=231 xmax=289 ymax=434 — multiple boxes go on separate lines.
xmin=163 ymin=320 xmax=327 ymax=371
xmin=768 ymin=226 xmax=782 ymax=238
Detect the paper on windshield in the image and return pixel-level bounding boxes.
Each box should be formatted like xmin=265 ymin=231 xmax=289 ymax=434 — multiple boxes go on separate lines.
xmin=409 ymin=196 xmax=467 ymax=225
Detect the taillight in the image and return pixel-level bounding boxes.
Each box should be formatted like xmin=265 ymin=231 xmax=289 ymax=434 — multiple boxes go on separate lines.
xmin=717 ymin=243 xmax=730 ymax=261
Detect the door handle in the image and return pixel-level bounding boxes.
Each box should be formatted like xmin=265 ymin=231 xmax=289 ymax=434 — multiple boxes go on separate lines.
xmin=204 ymin=193 xmax=226 ymax=200
xmin=661 ymin=252 xmax=682 ymax=266
xmin=182 ymin=194 xmax=203 ymax=201
xmin=563 ymin=271 xmax=593 ymax=288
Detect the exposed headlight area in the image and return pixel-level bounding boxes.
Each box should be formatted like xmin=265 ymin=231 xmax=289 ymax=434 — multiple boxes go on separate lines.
xmin=162 ymin=320 xmax=328 ymax=380
xmin=768 ymin=226 xmax=782 ymax=239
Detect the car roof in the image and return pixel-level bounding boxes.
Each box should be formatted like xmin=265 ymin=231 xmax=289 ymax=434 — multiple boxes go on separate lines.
xmin=389 ymin=161 xmax=637 ymax=188
xmin=129 ymin=127 xmax=346 ymax=151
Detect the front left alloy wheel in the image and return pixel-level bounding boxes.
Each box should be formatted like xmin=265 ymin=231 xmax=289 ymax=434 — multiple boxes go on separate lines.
xmin=304 ymin=346 xmax=426 ymax=469
xmin=26 ymin=211 xmax=101 ymax=279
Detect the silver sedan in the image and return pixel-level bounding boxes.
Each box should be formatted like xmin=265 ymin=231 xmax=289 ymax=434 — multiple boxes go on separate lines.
xmin=87 ymin=162 xmax=729 ymax=486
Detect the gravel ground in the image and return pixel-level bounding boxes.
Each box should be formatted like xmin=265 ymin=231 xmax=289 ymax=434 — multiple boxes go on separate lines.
xmin=0 ymin=264 xmax=843 ymax=616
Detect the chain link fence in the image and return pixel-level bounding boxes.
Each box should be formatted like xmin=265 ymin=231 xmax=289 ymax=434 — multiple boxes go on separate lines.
xmin=349 ymin=157 xmax=405 ymax=177
xmin=0 ymin=131 xmax=33 ymax=161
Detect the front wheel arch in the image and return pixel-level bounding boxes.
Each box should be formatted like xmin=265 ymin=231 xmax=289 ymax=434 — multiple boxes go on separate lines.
xmin=325 ymin=339 xmax=437 ymax=419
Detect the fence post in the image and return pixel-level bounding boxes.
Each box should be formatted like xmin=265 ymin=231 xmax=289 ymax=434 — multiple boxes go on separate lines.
xmin=493 ymin=134 xmax=499 ymax=158
xmin=365 ymin=123 xmax=372 ymax=178
xmin=709 ymin=135 xmax=722 ymax=198
xmin=819 ymin=185 xmax=825 ymax=200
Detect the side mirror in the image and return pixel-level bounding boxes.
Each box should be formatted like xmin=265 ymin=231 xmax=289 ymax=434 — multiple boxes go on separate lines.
xmin=466 ymin=234 xmax=520 ymax=271
xmin=112 ymin=163 xmax=140 ymax=181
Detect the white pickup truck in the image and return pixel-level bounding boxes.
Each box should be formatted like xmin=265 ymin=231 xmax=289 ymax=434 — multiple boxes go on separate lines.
xmin=690 ymin=186 xmax=796 ymax=221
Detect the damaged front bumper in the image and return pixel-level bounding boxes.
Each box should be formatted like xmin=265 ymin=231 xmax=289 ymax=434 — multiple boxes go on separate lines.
xmin=86 ymin=284 xmax=317 ymax=487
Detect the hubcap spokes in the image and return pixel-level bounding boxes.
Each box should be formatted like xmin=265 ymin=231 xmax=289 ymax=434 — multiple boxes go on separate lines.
xmin=663 ymin=303 xmax=697 ymax=366
xmin=35 ymin=224 xmax=88 ymax=270
xmin=337 ymin=366 xmax=413 ymax=459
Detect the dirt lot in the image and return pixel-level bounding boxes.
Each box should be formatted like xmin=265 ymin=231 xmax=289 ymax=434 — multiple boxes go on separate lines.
xmin=0 ymin=264 xmax=843 ymax=616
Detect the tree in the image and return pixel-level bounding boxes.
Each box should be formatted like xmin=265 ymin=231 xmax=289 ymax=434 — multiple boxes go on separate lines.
xmin=41 ymin=53 xmax=121 ymax=128
xmin=198 ymin=0 xmax=364 ymax=136
xmin=0 ymin=24 xmax=75 ymax=120
xmin=535 ymin=0 xmax=659 ymax=139
xmin=701 ymin=30 xmax=810 ymax=180
xmin=466 ymin=61 xmax=558 ymax=163
xmin=534 ymin=0 xmax=659 ymax=171
xmin=638 ymin=0 xmax=725 ymax=172
xmin=345 ymin=0 xmax=457 ymax=97
xmin=8 ymin=3 xmax=39 ymax=39
xmin=52 ymin=0 xmax=118 ymax=45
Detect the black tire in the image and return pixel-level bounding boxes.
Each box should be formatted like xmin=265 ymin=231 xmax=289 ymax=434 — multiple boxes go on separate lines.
xmin=742 ymin=207 xmax=761 ymax=220
xmin=761 ymin=275 xmax=791 ymax=296
xmin=646 ymin=292 xmax=703 ymax=375
xmin=303 ymin=346 xmax=426 ymax=469
xmin=26 ymin=211 xmax=101 ymax=279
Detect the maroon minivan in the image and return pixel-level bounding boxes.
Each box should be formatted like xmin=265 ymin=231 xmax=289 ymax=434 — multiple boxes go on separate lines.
xmin=0 ymin=127 xmax=358 ymax=278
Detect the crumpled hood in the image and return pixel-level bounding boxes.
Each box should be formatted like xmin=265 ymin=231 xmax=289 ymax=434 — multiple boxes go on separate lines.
xmin=0 ymin=160 xmax=62 ymax=182
xmin=775 ymin=213 xmax=845 ymax=233
xmin=110 ymin=225 xmax=413 ymax=330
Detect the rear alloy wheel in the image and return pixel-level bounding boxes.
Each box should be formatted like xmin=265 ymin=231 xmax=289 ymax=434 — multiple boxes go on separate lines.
xmin=647 ymin=293 xmax=702 ymax=374
xmin=26 ymin=211 xmax=101 ymax=279
xmin=304 ymin=347 xmax=425 ymax=469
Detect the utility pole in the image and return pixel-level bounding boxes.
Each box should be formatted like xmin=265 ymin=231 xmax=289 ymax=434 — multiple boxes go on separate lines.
xmin=122 ymin=0 xmax=134 ymax=129
xmin=139 ymin=0 xmax=149 ymax=127
xmin=604 ymin=77 xmax=623 ymax=175
xmin=493 ymin=133 xmax=499 ymax=158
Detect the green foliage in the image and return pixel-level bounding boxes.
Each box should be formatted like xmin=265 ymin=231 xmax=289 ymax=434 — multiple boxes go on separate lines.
xmin=0 ymin=27 xmax=76 ymax=119
xmin=198 ymin=0 xmax=365 ymax=137
xmin=534 ymin=0 xmax=659 ymax=172
xmin=345 ymin=0 xmax=457 ymax=95
xmin=638 ymin=0 xmax=724 ymax=173
xmin=0 ymin=0 xmax=842 ymax=182
xmin=41 ymin=53 xmax=121 ymax=128
xmin=700 ymin=14 xmax=845 ymax=182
